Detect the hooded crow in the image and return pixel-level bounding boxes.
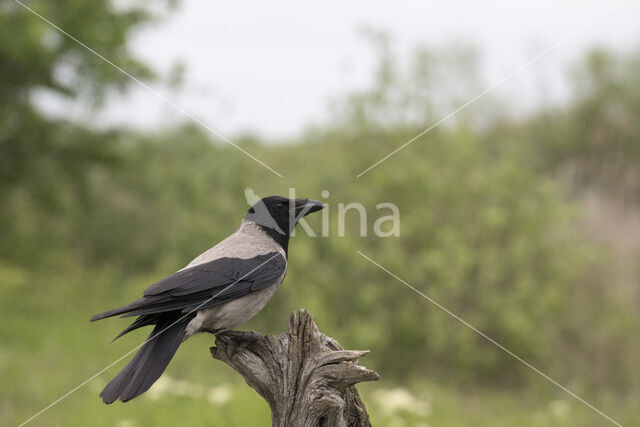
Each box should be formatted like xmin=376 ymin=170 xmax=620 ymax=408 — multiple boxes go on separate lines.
xmin=91 ymin=196 xmax=324 ymax=404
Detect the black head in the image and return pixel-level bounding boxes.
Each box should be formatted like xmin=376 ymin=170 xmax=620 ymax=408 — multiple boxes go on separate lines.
xmin=245 ymin=196 xmax=324 ymax=252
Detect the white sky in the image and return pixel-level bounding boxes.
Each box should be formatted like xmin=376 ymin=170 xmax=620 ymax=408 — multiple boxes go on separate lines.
xmin=88 ymin=0 xmax=640 ymax=139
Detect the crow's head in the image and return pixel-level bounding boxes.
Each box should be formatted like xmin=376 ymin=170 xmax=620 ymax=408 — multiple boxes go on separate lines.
xmin=245 ymin=194 xmax=324 ymax=236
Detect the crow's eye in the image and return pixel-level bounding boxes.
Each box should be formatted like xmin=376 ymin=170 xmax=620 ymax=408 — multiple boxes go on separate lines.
xmin=275 ymin=202 xmax=284 ymax=211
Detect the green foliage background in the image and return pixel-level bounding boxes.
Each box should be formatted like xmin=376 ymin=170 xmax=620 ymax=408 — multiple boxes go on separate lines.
xmin=1 ymin=2 xmax=639 ymax=426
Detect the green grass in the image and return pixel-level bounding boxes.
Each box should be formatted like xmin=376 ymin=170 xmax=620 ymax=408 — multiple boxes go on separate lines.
xmin=1 ymin=264 xmax=635 ymax=426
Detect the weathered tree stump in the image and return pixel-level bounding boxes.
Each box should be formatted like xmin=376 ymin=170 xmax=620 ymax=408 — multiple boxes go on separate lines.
xmin=210 ymin=309 xmax=380 ymax=426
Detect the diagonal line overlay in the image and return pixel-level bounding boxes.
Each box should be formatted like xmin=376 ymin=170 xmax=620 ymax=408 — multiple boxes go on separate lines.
xmin=17 ymin=252 xmax=286 ymax=427
xmin=356 ymin=249 xmax=622 ymax=426
xmin=356 ymin=0 xmax=626 ymax=177
xmin=13 ymin=0 xmax=283 ymax=178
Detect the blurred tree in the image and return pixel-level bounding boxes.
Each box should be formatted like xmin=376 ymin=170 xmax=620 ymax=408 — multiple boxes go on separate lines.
xmin=328 ymin=28 xmax=486 ymax=135
xmin=526 ymin=47 xmax=640 ymax=204
xmin=0 ymin=0 xmax=174 ymax=265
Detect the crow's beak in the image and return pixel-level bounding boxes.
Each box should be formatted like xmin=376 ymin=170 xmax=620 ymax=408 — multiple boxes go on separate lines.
xmin=295 ymin=199 xmax=325 ymax=216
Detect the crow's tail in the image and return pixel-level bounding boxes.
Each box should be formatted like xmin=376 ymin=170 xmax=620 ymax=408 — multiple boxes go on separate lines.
xmin=100 ymin=313 xmax=193 ymax=403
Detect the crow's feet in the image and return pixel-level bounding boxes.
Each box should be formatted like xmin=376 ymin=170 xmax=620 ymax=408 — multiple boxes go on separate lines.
xmin=216 ymin=330 xmax=262 ymax=356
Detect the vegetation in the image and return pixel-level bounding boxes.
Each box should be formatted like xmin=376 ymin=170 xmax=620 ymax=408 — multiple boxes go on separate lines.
xmin=1 ymin=2 xmax=639 ymax=426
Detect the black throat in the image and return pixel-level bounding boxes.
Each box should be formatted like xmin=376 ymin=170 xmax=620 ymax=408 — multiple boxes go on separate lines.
xmin=256 ymin=223 xmax=290 ymax=256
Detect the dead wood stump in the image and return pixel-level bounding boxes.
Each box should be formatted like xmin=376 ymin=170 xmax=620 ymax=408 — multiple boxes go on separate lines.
xmin=210 ymin=309 xmax=379 ymax=426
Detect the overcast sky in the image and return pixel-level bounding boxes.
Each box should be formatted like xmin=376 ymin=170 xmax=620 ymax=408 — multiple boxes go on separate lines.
xmin=77 ymin=0 xmax=640 ymax=139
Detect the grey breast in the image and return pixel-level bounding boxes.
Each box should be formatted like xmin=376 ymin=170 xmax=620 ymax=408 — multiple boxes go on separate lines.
xmin=184 ymin=221 xmax=287 ymax=337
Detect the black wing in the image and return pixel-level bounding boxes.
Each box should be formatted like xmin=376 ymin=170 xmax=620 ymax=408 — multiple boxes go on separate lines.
xmin=91 ymin=252 xmax=286 ymax=321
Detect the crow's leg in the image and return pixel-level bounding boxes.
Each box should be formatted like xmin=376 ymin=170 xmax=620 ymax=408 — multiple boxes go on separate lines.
xmin=215 ymin=330 xmax=262 ymax=354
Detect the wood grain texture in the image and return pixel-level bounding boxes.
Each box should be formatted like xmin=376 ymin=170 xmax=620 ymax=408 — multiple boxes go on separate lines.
xmin=210 ymin=310 xmax=379 ymax=426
